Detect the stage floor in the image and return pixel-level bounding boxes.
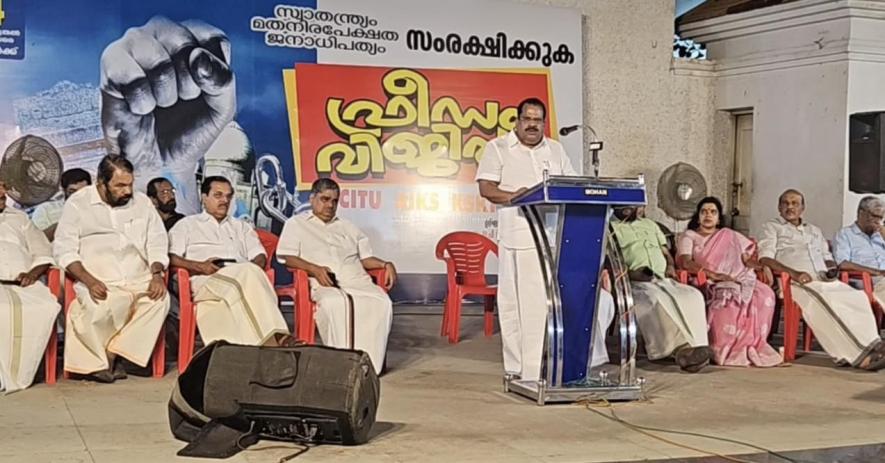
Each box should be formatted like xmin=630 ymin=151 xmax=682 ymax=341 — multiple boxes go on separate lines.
xmin=2 ymin=305 xmax=885 ymax=463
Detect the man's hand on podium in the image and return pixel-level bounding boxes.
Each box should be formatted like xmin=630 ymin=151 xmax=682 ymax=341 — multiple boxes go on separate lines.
xmin=507 ymin=187 xmax=529 ymax=205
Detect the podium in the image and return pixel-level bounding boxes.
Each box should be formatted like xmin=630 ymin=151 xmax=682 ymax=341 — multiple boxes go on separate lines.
xmin=505 ymin=175 xmax=647 ymax=405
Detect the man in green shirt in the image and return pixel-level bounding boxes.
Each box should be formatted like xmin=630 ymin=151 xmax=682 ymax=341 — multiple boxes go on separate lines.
xmin=612 ymin=206 xmax=711 ymax=372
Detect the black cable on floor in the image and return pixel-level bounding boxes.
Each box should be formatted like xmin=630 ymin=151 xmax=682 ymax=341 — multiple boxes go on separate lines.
xmin=578 ymin=398 xmax=814 ymax=463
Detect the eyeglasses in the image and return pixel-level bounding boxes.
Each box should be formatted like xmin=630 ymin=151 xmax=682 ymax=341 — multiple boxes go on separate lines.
xmin=157 ymin=188 xmax=176 ymax=197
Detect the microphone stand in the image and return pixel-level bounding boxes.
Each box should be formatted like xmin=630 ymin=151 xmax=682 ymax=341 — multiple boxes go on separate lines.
xmin=560 ymin=125 xmax=604 ymax=178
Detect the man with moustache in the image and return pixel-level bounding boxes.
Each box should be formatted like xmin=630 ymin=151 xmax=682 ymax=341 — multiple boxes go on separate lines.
xmin=146 ymin=177 xmax=185 ymax=231
xmin=0 ymin=180 xmax=61 ymax=393
xmin=475 ymin=98 xmax=615 ymax=381
xmin=168 ymin=176 xmax=289 ymax=349
xmin=53 ymin=154 xmax=170 ymax=382
xmin=759 ymin=189 xmax=885 ymax=370
xmin=612 ymin=205 xmax=711 ymax=372
xmin=277 ymin=178 xmax=396 ymax=374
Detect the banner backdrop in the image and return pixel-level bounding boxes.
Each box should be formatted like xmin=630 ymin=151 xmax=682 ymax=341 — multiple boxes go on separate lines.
xmin=0 ymin=0 xmax=583 ymax=301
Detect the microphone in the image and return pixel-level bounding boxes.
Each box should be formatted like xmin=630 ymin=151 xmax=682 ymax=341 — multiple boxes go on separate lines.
xmin=559 ymin=125 xmax=580 ymax=136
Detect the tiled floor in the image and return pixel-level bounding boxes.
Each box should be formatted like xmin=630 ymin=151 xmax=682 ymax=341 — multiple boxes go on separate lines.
xmin=2 ymin=306 xmax=885 ymax=462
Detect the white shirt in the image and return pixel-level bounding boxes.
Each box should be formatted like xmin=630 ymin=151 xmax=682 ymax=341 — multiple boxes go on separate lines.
xmin=53 ymin=185 xmax=169 ymax=285
xmin=758 ymin=216 xmax=832 ymax=277
xmin=475 ymin=131 xmax=576 ymax=249
xmin=0 ymin=207 xmax=54 ymax=280
xmin=276 ymin=212 xmax=375 ymax=285
xmin=30 ymin=196 xmax=64 ymax=231
xmin=168 ymin=212 xmax=266 ymax=290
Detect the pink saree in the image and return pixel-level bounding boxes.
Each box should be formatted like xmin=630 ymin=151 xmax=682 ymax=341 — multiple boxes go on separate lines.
xmin=678 ymin=229 xmax=783 ymax=367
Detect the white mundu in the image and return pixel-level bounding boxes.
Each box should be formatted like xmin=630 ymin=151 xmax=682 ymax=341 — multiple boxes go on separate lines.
xmin=277 ymin=212 xmax=392 ymax=374
xmin=759 ymin=217 xmax=881 ymax=365
xmin=169 ymin=213 xmax=288 ymax=345
xmin=476 ymin=131 xmax=591 ymax=381
xmin=630 ymin=279 xmax=709 ymax=359
xmin=53 ymin=186 xmax=170 ymax=374
xmin=0 ymin=208 xmax=61 ymax=393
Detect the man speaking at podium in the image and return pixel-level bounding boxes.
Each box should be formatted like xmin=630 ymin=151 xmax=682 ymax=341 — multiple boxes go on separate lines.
xmin=476 ymin=98 xmax=614 ymax=381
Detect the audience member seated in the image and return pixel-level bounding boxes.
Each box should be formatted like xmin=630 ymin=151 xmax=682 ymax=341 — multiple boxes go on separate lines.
xmin=0 ymin=180 xmax=61 ymax=393
xmin=833 ymin=196 xmax=885 ymax=300
xmin=611 ymin=205 xmax=711 ymax=372
xmin=758 ymin=189 xmax=885 ymax=370
xmin=277 ymin=179 xmax=395 ymax=374
xmin=146 ymin=177 xmax=185 ymax=231
xmin=53 ymin=155 xmax=170 ymax=383
xmin=168 ymin=176 xmax=289 ymax=346
xmin=32 ymin=168 xmax=92 ymax=241
xmin=676 ymin=196 xmax=782 ymax=367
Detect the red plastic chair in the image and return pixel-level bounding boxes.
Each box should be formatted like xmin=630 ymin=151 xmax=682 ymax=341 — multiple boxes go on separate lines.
xmin=43 ymin=268 xmax=61 ymax=385
xmin=176 ymin=230 xmax=277 ymax=373
xmin=62 ymin=274 xmax=166 ymax=379
xmin=435 ymin=232 xmax=498 ymax=344
xmin=292 ymin=267 xmax=389 ymax=344
xmin=840 ymin=270 xmax=885 ymax=327
xmin=255 ymin=229 xmax=299 ymax=332
xmin=775 ymin=272 xmax=816 ymax=361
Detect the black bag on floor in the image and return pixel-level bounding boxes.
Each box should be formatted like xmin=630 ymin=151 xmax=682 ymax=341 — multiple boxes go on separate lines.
xmin=168 ymin=341 xmax=380 ymax=459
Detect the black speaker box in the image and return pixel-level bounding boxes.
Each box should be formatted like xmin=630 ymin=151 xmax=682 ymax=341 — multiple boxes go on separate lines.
xmin=849 ymin=111 xmax=885 ymax=193
xmin=170 ymin=342 xmax=379 ymax=458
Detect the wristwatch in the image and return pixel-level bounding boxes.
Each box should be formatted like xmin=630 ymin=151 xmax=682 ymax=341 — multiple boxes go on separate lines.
xmin=152 ymin=269 xmax=166 ymax=279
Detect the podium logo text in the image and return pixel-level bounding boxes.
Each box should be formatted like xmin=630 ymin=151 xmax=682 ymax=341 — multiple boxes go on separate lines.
xmin=584 ymin=188 xmax=608 ymax=196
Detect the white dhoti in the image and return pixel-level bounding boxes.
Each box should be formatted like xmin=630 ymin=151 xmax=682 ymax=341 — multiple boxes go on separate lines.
xmin=631 ymin=279 xmax=709 ymax=360
xmin=792 ymin=280 xmax=880 ymax=365
xmin=499 ymin=247 xmax=615 ymax=380
xmin=0 ymin=283 xmax=60 ymax=393
xmin=193 ymin=263 xmax=288 ymax=345
xmin=64 ymin=278 xmax=169 ymax=374
xmin=591 ymin=290 xmax=616 ymax=368
xmin=498 ymin=246 xmax=545 ymax=380
xmin=312 ymin=277 xmax=392 ymax=374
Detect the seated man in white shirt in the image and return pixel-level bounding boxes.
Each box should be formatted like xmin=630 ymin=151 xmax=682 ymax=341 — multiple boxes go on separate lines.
xmin=168 ymin=176 xmax=289 ymax=346
xmin=53 ymin=155 xmax=170 ymax=383
xmin=759 ymin=189 xmax=885 ymax=370
xmin=0 ymin=180 xmax=61 ymax=393
xmin=31 ymin=168 xmax=92 ymax=241
xmin=277 ymin=179 xmax=395 ymax=374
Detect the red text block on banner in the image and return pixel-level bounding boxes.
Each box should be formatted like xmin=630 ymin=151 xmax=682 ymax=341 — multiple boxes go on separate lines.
xmin=284 ymin=64 xmax=554 ymax=190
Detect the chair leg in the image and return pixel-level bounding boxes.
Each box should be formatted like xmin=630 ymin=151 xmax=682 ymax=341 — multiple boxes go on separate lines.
xmin=440 ymin=296 xmax=451 ymax=337
xmin=448 ymin=294 xmax=463 ymax=344
xmin=483 ymin=296 xmax=495 ymax=337
xmin=783 ymin=299 xmax=799 ymax=362
xmin=152 ymin=330 xmax=165 ymax=378
xmin=45 ymin=327 xmax=58 ymax=385
xmin=296 ymin=302 xmax=309 ymax=343
xmin=178 ymin=304 xmax=196 ymax=374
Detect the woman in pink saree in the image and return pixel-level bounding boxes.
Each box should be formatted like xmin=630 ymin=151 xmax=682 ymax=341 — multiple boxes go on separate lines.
xmin=676 ymin=197 xmax=783 ymax=367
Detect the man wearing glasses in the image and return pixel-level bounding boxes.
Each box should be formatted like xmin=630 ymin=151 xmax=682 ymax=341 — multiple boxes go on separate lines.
xmin=834 ymin=196 xmax=885 ymax=296
xmin=146 ymin=177 xmax=185 ymax=231
xmin=475 ymin=97 xmax=614 ymax=382
xmin=760 ymin=190 xmax=885 ymax=370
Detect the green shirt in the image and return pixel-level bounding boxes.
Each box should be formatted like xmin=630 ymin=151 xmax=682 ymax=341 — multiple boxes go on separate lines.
xmin=611 ymin=218 xmax=669 ymax=278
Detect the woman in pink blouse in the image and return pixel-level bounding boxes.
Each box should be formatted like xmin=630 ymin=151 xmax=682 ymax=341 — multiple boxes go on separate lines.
xmin=676 ymin=197 xmax=782 ymax=367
